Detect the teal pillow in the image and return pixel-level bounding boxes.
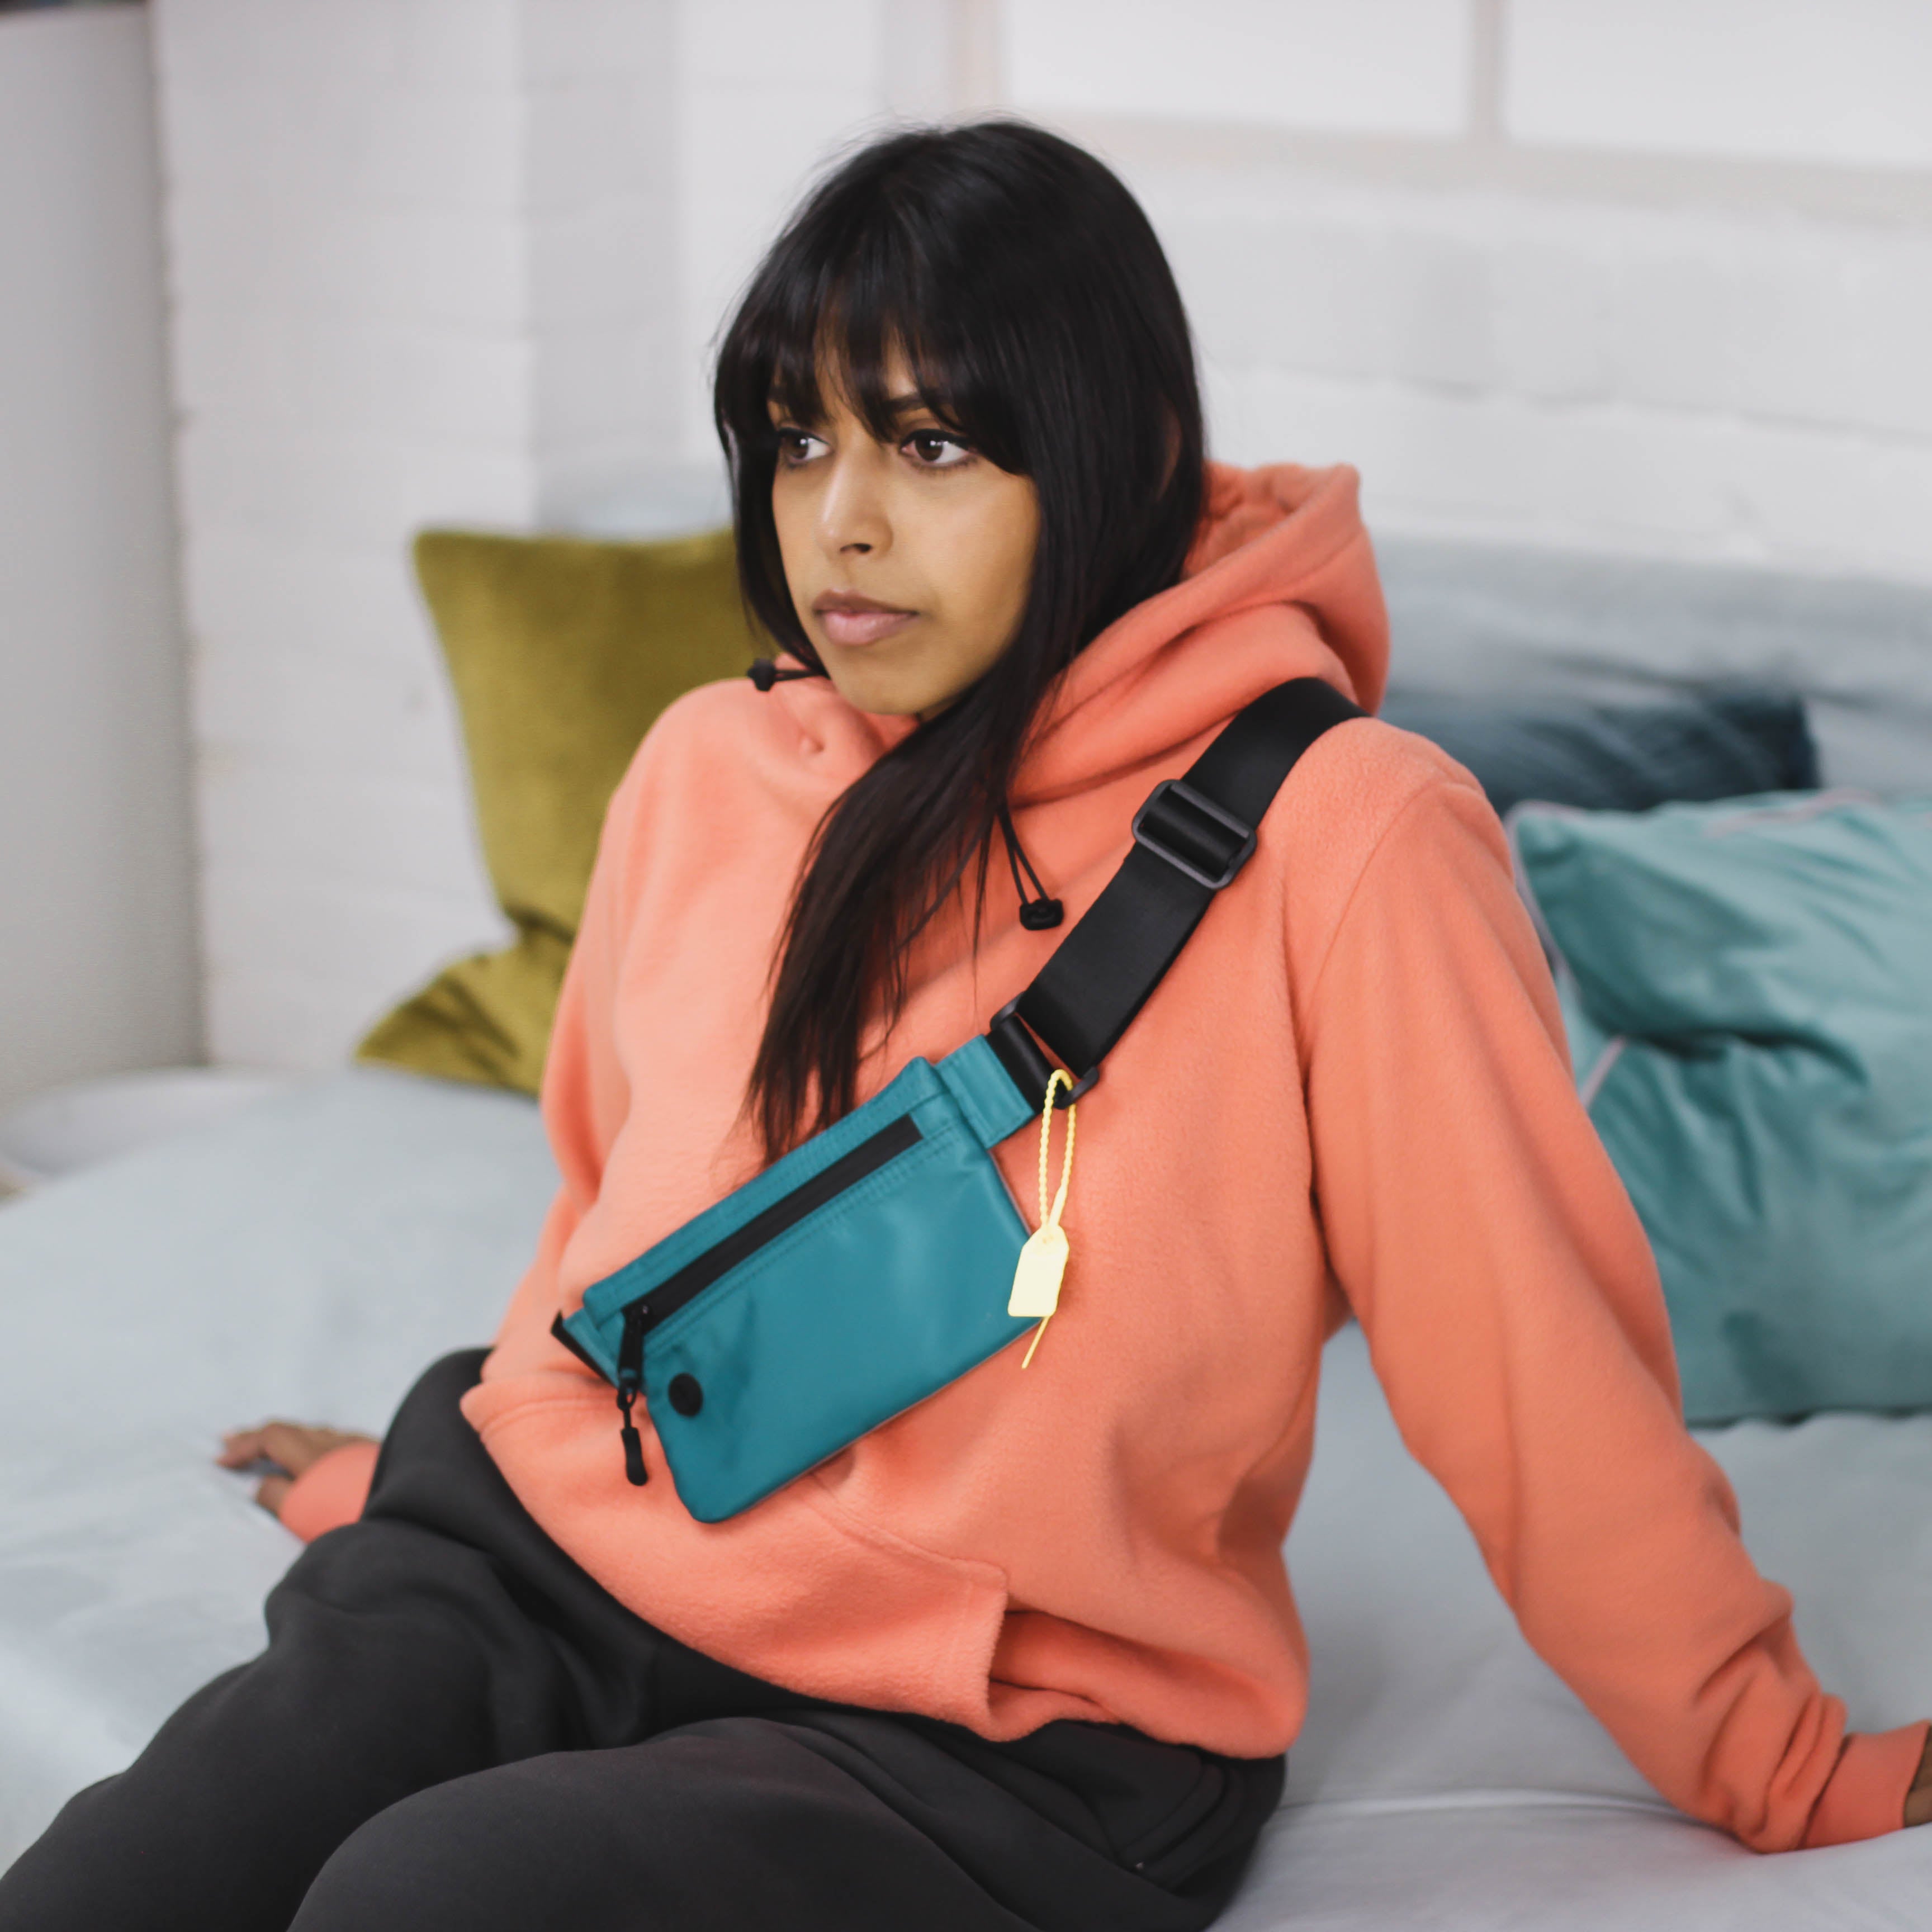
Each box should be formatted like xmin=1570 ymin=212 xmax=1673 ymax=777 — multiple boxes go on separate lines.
xmin=1513 ymin=793 xmax=1932 ymax=1423
xmin=1379 ymin=685 xmax=1817 ymax=820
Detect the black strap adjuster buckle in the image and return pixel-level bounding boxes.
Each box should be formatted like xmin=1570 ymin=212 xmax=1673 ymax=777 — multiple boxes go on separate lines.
xmin=1130 ymin=780 xmax=1257 ymax=891
xmin=988 ymin=1000 xmax=1096 ymax=1109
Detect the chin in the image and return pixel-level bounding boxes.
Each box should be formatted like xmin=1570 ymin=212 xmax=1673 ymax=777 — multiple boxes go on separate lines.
xmin=834 ymin=683 xmax=932 ymax=720
xmin=821 ymin=661 xmax=943 ymax=720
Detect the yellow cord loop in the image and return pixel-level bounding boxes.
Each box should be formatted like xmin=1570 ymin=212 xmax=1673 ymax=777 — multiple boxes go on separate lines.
xmin=1007 ymin=1070 xmax=1077 ymax=1367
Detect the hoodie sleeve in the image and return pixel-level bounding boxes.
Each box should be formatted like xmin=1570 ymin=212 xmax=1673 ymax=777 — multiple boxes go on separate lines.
xmin=277 ymin=767 xmax=654 ymax=1527
xmin=1300 ymin=769 xmax=1924 ymax=1852
xmin=475 ymin=752 xmax=650 ymax=1374
xmin=276 ymin=1439 xmax=382 ymax=1542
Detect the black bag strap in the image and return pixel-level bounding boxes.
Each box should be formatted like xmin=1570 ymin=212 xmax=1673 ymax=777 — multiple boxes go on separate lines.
xmin=987 ymin=676 xmax=1364 ymax=1105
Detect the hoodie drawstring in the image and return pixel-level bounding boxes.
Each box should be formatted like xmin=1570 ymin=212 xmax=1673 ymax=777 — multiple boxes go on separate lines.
xmin=747 ymin=657 xmax=819 ymax=691
xmin=998 ymin=800 xmax=1063 ymax=930
xmin=748 ymin=659 xmax=1063 ymax=932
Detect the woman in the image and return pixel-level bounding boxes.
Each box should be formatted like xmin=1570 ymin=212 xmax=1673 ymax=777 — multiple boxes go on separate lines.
xmin=4 ymin=120 xmax=1926 ymax=1931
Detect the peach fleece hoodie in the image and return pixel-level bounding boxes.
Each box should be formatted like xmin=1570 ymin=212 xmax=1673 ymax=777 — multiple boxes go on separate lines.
xmin=310 ymin=463 xmax=1921 ymax=1850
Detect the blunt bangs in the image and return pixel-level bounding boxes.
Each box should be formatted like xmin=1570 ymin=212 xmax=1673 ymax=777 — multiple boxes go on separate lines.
xmin=761 ymin=251 xmax=1006 ymax=470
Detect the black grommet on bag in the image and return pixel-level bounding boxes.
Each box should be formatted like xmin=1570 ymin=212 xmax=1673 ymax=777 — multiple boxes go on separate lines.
xmin=668 ymin=1373 xmax=704 ymax=1418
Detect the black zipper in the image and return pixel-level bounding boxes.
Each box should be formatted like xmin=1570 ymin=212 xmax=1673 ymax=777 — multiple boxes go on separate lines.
xmin=617 ymin=1111 xmax=923 ymax=1341
xmin=606 ymin=1110 xmax=923 ymax=1479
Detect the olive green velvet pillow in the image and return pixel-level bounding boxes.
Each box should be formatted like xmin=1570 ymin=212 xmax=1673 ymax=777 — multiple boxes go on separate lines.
xmin=357 ymin=526 xmax=761 ymax=1093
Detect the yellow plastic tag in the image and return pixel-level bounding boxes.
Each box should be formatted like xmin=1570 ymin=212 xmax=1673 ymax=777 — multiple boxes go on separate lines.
xmin=1008 ymin=1223 xmax=1069 ymax=1319
xmin=1009 ymin=1069 xmax=1076 ymax=1366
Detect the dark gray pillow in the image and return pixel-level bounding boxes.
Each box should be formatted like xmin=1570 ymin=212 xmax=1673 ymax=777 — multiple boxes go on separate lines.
xmin=1377 ymin=686 xmax=1818 ymax=820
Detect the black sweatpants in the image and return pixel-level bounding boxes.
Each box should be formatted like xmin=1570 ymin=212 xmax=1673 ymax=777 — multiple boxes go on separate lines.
xmin=0 ymin=1352 xmax=1282 ymax=1931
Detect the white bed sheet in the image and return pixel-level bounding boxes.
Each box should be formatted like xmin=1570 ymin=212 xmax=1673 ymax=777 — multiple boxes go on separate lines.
xmin=0 ymin=1069 xmax=556 ymax=1857
xmin=2 ymin=1067 xmax=1929 ymax=1925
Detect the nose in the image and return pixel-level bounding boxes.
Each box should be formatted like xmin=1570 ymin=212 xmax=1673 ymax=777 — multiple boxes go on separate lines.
xmin=815 ymin=442 xmax=891 ymax=560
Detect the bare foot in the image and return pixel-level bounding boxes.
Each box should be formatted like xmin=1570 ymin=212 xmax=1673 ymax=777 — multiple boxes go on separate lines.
xmin=217 ymin=1422 xmax=377 ymax=1516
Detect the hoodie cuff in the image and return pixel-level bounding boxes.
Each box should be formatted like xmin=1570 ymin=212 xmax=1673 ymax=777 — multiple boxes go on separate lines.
xmin=277 ymin=1439 xmax=381 ymax=1543
xmin=1800 ymin=1723 xmax=1931 ymax=1847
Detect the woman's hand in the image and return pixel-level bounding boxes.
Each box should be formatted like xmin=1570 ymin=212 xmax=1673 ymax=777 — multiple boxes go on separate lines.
xmin=216 ymin=1422 xmax=377 ymax=1517
xmin=1906 ymin=1729 xmax=1932 ymax=1827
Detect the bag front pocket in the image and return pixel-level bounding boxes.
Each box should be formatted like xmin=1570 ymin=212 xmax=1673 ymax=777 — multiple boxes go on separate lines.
xmin=632 ymin=1110 xmax=924 ymax=1336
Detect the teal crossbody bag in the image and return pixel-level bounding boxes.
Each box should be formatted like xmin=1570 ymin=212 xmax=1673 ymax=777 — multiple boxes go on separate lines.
xmin=554 ymin=678 xmax=1360 ymax=1522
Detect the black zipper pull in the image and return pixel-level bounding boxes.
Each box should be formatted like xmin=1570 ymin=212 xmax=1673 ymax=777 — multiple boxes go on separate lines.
xmin=616 ymin=1301 xmax=648 ymax=1486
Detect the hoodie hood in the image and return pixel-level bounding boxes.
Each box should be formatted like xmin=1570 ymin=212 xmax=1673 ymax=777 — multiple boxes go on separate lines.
xmin=766 ymin=462 xmax=1388 ymax=804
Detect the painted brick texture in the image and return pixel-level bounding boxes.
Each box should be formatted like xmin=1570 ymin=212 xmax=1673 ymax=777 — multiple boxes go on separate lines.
xmin=155 ymin=0 xmax=534 ymax=1072
xmin=155 ymin=0 xmax=891 ymax=1072
xmin=1129 ymin=165 xmax=1932 ymax=576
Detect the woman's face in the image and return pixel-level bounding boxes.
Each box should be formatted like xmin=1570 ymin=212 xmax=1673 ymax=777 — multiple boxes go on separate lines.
xmin=768 ymin=357 xmax=1040 ymax=719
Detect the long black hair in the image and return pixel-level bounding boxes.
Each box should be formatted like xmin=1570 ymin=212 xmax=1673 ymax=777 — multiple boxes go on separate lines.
xmin=714 ymin=120 xmax=1204 ymax=1159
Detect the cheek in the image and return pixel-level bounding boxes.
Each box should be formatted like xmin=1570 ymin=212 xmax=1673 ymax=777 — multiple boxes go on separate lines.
xmin=968 ymin=492 xmax=1039 ymax=643
xmin=769 ymin=482 xmax=816 ymax=610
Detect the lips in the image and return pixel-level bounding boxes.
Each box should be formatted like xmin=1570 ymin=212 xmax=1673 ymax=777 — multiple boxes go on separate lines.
xmin=812 ymin=590 xmax=918 ymax=649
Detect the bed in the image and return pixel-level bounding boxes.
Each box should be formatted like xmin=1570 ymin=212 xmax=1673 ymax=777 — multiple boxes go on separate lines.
xmin=4 ymin=537 xmax=1932 ymax=1925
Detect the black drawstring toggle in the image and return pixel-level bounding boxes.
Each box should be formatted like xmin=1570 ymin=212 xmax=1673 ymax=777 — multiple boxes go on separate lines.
xmin=998 ymin=800 xmax=1063 ymax=930
xmin=747 ymin=657 xmax=816 ymax=692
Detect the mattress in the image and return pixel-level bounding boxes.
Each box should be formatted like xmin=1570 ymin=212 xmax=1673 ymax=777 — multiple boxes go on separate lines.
xmin=2 ymin=1067 xmax=1930 ymax=1924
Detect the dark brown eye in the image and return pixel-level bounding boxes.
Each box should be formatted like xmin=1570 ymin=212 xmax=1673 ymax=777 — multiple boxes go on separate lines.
xmin=905 ymin=430 xmax=970 ymax=468
xmin=775 ymin=428 xmax=827 ymax=467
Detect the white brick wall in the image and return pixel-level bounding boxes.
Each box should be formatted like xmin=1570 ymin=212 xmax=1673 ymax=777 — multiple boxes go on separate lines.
xmin=1508 ymin=0 xmax=1932 ymax=169
xmin=155 ymin=0 xmax=908 ymax=1071
xmin=0 ymin=7 xmax=196 ymax=1113
xmin=155 ymin=0 xmax=534 ymax=1071
xmin=153 ymin=0 xmax=1932 ymax=1074
xmin=523 ymin=0 xmax=682 ymax=518
xmin=670 ymin=0 xmax=890 ymax=458
xmin=1008 ymin=0 xmax=1474 ymax=136
xmin=1127 ymin=166 xmax=1932 ymax=577
xmin=1015 ymin=0 xmax=1932 ymax=584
